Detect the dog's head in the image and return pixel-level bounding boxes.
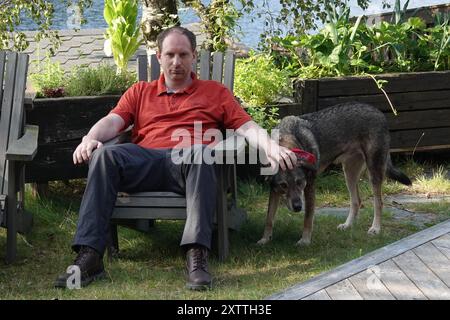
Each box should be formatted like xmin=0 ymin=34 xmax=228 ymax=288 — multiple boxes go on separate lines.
xmin=268 ymin=135 xmax=318 ymax=212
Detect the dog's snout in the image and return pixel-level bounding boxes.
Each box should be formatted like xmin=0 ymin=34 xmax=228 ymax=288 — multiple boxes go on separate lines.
xmin=292 ymin=200 xmax=302 ymax=212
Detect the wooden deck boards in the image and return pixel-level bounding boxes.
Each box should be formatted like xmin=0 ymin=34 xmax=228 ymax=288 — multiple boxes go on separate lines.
xmin=266 ymin=219 xmax=450 ymax=300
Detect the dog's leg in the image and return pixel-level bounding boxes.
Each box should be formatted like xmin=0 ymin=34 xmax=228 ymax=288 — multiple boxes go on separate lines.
xmin=366 ymin=150 xmax=387 ymax=235
xmin=368 ymin=182 xmax=383 ymax=235
xmin=338 ymin=155 xmax=365 ymax=231
xmin=257 ymin=190 xmax=280 ymax=245
xmin=297 ymin=181 xmax=315 ymax=246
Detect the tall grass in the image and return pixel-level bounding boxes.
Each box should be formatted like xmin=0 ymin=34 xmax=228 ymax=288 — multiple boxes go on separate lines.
xmin=412 ymin=166 xmax=450 ymax=194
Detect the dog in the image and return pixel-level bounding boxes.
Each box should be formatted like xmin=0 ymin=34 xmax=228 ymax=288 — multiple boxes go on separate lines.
xmin=257 ymin=102 xmax=412 ymax=246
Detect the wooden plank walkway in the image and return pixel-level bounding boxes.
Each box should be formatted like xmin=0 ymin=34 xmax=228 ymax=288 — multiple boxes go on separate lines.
xmin=267 ymin=219 xmax=450 ymax=300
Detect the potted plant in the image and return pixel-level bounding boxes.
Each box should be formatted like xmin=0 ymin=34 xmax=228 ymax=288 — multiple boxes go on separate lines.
xmin=26 ymin=58 xmax=136 ymax=184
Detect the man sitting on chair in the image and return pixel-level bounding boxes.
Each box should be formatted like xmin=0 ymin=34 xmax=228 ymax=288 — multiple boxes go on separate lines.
xmin=55 ymin=26 xmax=296 ymax=290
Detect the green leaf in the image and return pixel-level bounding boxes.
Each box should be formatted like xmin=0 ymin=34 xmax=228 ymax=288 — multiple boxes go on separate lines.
xmin=329 ymin=45 xmax=342 ymax=64
xmin=407 ymin=17 xmax=426 ymax=30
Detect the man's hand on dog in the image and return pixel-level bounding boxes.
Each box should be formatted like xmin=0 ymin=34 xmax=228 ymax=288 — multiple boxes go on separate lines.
xmin=266 ymin=143 xmax=297 ymax=172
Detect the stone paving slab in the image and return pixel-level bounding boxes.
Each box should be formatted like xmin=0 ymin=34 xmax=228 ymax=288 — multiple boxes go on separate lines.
xmin=385 ymin=194 xmax=450 ymax=204
xmin=316 ymin=193 xmax=449 ymax=228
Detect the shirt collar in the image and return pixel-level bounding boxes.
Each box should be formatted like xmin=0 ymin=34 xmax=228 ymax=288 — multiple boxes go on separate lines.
xmin=157 ymin=72 xmax=198 ymax=96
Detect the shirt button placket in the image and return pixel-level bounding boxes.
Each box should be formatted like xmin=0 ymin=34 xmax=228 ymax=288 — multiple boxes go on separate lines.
xmin=171 ymin=94 xmax=180 ymax=110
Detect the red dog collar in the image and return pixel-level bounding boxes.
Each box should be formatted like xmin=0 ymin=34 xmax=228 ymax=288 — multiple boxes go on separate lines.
xmin=291 ymin=148 xmax=316 ymax=165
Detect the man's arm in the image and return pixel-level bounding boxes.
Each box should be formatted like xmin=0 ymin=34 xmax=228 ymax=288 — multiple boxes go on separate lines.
xmin=73 ymin=113 xmax=125 ymax=164
xmin=235 ymin=120 xmax=297 ymax=172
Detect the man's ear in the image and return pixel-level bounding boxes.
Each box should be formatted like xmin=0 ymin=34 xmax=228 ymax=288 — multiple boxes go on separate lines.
xmin=156 ymin=51 xmax=162 ymax=64
xmin=192 ymin=49 xmax=198 ymax=64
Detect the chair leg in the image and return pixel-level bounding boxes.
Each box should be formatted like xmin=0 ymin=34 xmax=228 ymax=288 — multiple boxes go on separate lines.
xmin=17 ymin=165 xmax=33 ymax=235
xmin=216 ymin=164 xmax=229 ymax=262
xmin=6 ymin=163 xmax=17 ymax=264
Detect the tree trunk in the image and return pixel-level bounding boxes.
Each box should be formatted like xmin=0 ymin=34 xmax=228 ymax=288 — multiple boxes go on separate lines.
xmin=140 ymin=0 xmax=179 ymax=54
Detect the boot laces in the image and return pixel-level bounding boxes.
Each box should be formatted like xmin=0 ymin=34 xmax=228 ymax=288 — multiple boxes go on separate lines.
xmin=191 ymin=247 xmax=207 ymax=272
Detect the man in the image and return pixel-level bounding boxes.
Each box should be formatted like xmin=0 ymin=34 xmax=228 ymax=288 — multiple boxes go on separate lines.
xmin=55 ymin=26 xmax=296 ymax=290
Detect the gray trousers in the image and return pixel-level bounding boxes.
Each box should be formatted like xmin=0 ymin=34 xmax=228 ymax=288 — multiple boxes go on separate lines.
xmin=72 ymin=143 xmax=217 ymax=255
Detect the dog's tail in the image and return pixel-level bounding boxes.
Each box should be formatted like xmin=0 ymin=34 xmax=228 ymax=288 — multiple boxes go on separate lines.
xmin=386 ymin=155 xmax=412 ymax=186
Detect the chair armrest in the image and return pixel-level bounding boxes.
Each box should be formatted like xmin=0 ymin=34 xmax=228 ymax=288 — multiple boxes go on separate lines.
xmin=25 ymin=91 xmax=37 ymax=111
xmin=103 ymin=126 xmax=133 ymax=147
xmin=6 ymin=125 xmax=39 ymax=161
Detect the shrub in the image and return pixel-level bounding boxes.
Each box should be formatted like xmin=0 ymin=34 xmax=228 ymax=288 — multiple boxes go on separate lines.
xmin=30 ymin=61 xmax=137 ymax=98
xmin=235 ymin=52 xmax=291 ymax=106
xmin=65 ymin=63 xmax=136 ymax=96
xmin=234 ymin=52 xmax=291 ymax=130
xmin=29 ymin=57 xmax=66 ymax=98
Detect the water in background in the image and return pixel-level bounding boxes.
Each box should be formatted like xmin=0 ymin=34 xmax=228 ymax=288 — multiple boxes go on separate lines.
xmin=17 ymin=0 xmax=449 ymax=49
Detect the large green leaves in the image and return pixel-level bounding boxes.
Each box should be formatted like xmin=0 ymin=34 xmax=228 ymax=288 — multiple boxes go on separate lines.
xmin=272 ymin=9 xmax=450 ymax=78
xmin=104 ymin=0 xmax=142 ymax=74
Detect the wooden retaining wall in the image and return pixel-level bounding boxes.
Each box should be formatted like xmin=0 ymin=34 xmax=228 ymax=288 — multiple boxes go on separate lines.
xmin=294 ymin=71 xmax=450 ymax=152
xmin=25 ymin=95 xmax=120 ymax=183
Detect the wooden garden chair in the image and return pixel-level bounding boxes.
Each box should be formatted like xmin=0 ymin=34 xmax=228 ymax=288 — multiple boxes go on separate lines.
xmin=0 ymin=51 xmax=39 ymax=263
xmin=107 ymin=51 xmax=247 ymax=261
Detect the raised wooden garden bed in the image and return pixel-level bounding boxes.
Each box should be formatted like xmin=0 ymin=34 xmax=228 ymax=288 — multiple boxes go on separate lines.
xmin=25 ymin=95 xmax=121 ymax=183
xmin=294 ymin=71 xmax=450 ymax=152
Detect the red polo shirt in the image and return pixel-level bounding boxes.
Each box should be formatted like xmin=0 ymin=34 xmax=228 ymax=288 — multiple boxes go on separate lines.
xmin=110 ymin=73 xmax=252 ymax=149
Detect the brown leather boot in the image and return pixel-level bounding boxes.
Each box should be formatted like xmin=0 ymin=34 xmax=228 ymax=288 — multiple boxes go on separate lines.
xmin=185 ymin=245 xmax=212 ymax=290
xmin=54 ymin=246 xmax=105 ymax=289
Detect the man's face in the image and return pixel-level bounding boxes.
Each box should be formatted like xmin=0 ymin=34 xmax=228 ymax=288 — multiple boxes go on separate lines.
xmin=157 ymin=33 xmax=196 ymax=85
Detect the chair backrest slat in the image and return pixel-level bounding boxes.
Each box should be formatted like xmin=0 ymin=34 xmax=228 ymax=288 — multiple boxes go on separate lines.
xmin=211 ymin=52 xmax=224 ymax=83
xmin=192 ymin=58 xmax=198 ymax=75
xmin=9 ymin=54 xmax=29 ymax=143
xmin=0 ymin=51 xmax=6 ymax=105
xmin=137 ymin=54 xmax=148 ymax=82
xmin=0 ymin=52 xmax=18 ymax=194
xmin=223 ymin=51 xmax=236 ymax=91
xmin=149 ymin=54 xmax=160 ymax=82
xmin=0 ymin=51 xmax=6 ymax=194
xmin=199 ymin=50 xmax=211 ymax=80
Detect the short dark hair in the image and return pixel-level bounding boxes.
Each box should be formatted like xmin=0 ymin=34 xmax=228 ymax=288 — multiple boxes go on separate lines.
xmin=157 ymin=26 xmax=197 ymax=52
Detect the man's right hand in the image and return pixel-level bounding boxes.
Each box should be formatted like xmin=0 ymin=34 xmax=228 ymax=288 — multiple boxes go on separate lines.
xmin=73 ymin=136 xmax=104 ymax=164
xmin=72 ymin=113 xmax=125 ymax=164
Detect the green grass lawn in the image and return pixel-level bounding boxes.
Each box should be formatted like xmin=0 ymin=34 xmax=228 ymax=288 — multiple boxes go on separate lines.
xmin=0 ymin=160 xmax=449 ymax=299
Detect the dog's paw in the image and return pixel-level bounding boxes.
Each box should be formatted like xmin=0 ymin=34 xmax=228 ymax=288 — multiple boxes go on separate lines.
xmin=337 ymin=223 xmax=351 ymax=231
xmin=367 ymin=226 xmax=381 ymax=235
xmin=257 ymin=237 xmax=271 ymax=245
xmin=295 ymin=238 xmax=311 ymax=247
